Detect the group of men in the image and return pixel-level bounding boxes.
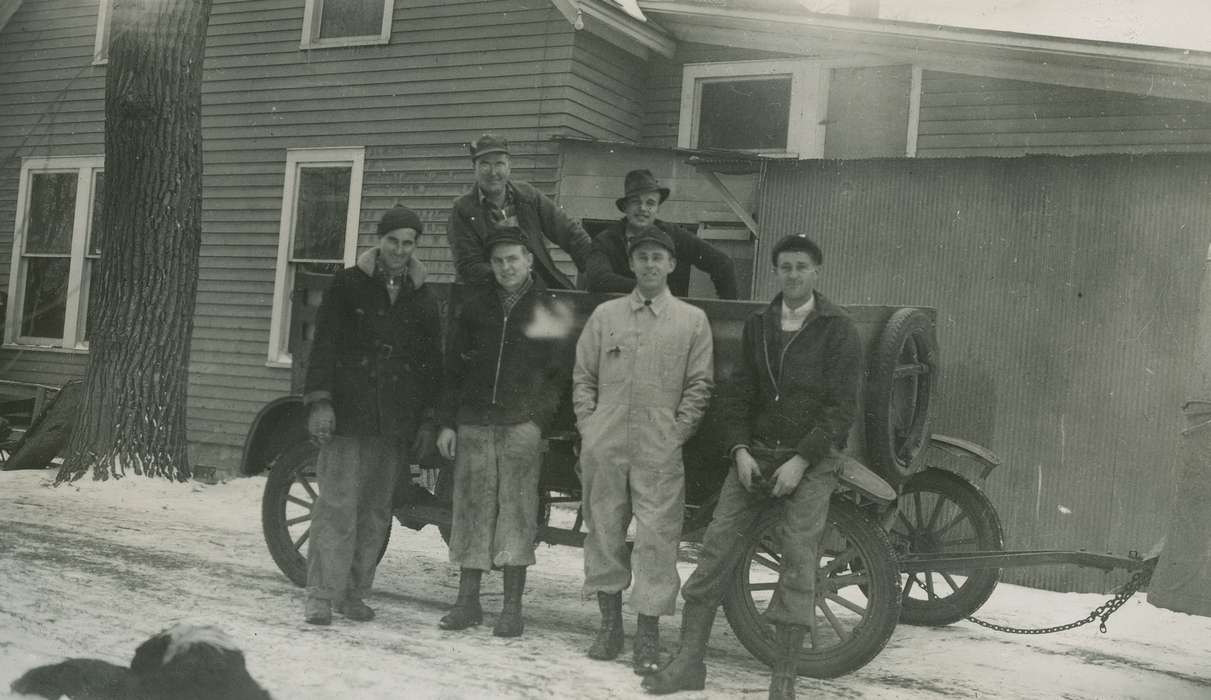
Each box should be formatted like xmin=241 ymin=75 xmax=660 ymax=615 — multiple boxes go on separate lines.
xmin=300 ymin=134 xmax=863 ymax=700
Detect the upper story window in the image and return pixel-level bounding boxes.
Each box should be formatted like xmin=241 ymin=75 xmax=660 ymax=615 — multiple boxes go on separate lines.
xmin=680 ymin=60 xmax=822 ymax=157
xmin=679 ymin=59 xmax=916 ymax=159
xmin=267 ymin=148 xmax=365 ymax=366
xmin=5 ymin=157 xmax=104 ymax=350
xmin=301 ymin=0 xmax=394 ymax=49
xmin=93 ymin=0 xmax=113 ymax=64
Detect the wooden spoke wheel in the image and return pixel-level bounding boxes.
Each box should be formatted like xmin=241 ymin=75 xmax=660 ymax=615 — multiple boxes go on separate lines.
xmin=891 ymin=468 xmax=1004 ymax=626
xmin=723 ymin=500 xmax=901 ymax=679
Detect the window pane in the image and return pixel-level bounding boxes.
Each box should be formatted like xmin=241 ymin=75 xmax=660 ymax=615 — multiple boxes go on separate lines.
xmin=319 ymin=0 xmax=382 ymax=39
xmin=25 ymin=172 xmax=78 ymax=254
xmin=698 ymin=77 xmax=792 ymax=151
xmin=89 ymin=171 xmax=104 ymax=256
xmin=21 ymin=257 xmax=69 ymax=339
xmin=292 ymin=166 xmax=351 ymax=261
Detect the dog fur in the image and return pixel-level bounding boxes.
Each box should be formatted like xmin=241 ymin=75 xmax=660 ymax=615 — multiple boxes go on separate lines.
xmin=11 ymin=623 xmax=272 ymax=700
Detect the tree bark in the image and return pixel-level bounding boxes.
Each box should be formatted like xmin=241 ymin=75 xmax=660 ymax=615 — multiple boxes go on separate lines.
xmin=57 ymin=0 xmax=213 ymax=482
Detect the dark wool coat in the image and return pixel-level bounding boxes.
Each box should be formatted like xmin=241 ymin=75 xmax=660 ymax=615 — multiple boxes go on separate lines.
xmin=719 ymin=291 xmax=862 ymax=465
xmin=437 ymin=278 xmax=572 ymax=432
xmin=447 ymin=179 xmax=592 ymax=289
xmin=583 ymin=218 xmax=739 ymax=299
xmin=303 ymin=250 xmax=442 ymax=438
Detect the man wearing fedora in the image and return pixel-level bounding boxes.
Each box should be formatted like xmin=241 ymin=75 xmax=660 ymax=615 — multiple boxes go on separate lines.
xmin=585 ymin=169 xmax=738 ymax=299
xmin=448 ymin=133 xmax=593 ymax=290
xmin=434 ymin=226 xmax=574 ymax=638
xmin=574 ymin=224 xmax=714 ymax=676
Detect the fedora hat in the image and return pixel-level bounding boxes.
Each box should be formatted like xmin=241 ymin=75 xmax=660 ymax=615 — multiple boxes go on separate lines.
xmin=615 ymin=169 xmax=670 ymax=212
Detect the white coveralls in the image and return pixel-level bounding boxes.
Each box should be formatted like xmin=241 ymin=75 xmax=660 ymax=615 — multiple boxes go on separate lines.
xmin=573 ymin=289 xmax=714 ymax=616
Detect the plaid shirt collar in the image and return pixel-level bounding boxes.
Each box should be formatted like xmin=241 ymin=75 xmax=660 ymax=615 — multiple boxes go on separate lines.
xmin=497 ymin=274 xmax=533 ymax=314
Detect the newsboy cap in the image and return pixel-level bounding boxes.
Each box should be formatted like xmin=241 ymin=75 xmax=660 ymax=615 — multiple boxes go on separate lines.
xmin=615 ymin=169 xmax=671 ymax=211
xmin=377 ymin=204 xmax=423 ymax=236
xmin=483 ymin=226 xmax=530 ymax=258
xmin=469 ymin=133 xmax=511 ymax=161
xmin=626 ymin=224 xmax=676 ymax=256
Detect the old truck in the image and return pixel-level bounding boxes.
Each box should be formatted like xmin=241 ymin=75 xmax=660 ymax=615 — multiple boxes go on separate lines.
xmin=242 ymin=278 xmax=1035 ymax=679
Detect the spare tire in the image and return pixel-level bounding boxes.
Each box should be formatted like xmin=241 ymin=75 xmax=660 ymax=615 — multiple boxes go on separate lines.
xmin=864 ymin=308 xmax=937 ymax=486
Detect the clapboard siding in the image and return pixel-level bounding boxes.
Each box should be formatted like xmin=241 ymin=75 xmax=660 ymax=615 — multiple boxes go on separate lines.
xmin=0 ymin=0 xmax=626 ymax=478
xmin=917 ymin=70 xmax=1211 ymax=156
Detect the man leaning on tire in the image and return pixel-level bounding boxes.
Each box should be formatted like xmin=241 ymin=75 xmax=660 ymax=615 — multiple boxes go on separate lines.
xmin=301 ymin=205 xmax=443 ymax=626
xmin=642 ymin=234 xmax=862 ymax=700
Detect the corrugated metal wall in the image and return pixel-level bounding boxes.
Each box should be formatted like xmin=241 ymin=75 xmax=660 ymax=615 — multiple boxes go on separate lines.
xmin=757 ymin=154 xmax=1211 ymax=591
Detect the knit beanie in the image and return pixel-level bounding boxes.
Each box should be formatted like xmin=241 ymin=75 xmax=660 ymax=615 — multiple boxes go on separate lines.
xmin=377 ymin=205 xmax=423 ymax=237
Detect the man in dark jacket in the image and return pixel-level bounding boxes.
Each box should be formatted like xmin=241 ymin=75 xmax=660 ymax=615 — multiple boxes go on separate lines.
xmin=643 ymin=234 xmax=862 ymax=700
xmin=585 ymin=169 xmax=738 ymax=299
xmin=447 ymin=133 xmax=592 ymax=289
xmin=435 ymin=227 xmax=574 ymax=637
xmin=302 ymin=205 xmax=442 ymax=626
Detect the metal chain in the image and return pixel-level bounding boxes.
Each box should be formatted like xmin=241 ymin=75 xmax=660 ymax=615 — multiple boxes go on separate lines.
xmin=912 ymin=562 xmax=1154 ymax=635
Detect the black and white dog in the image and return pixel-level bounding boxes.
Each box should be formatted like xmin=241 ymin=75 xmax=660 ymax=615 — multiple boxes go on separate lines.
xmin=11 ymin=624 xmax=273 ymax=700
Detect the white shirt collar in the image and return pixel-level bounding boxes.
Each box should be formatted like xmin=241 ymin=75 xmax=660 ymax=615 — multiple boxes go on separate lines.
xmin=781 ymin=294 xmax=816 ymax=331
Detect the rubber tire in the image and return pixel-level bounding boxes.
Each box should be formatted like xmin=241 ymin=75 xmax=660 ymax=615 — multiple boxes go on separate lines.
xmin=722 ymin=499 xmax=902 ymax=679
xmin=261 ymin=442 xmax=391 ymax=588
xmin=893 ymin=468 xmax=1004 ymax=626
xmin=864 ymin=308 xmax=938 ymax=486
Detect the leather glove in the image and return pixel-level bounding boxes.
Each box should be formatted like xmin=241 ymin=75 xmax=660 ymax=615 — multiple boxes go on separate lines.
xmin=307 ymin=400 xmax=335 ymax=445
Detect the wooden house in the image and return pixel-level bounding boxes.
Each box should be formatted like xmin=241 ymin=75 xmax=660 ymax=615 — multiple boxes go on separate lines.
xmin=3 ymin=0 xmax=1211 ymax=589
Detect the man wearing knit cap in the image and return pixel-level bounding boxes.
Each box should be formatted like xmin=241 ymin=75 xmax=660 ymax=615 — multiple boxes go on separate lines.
xmin=434 ymin=226 xmax=574 ymax=638
xmin=574 ymin=224 xmax=714 ymax=675
xmin=448 ymin=133 xmax=593 ymax=289
xmin=302 ymin=204 xmax=442 ymax=626
xmin=586 ymin=169 xmax=738 ymax=299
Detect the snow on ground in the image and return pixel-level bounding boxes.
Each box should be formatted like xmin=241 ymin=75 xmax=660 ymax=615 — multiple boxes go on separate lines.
xmin=1 ymin=469 xmax=1209 ymax=699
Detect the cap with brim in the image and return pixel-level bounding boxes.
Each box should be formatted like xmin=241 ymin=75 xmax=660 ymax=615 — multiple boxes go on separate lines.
xmin=615 ymin=169 xmax=671 ymax=211
xmin=626 ymin=224 xmax=676 ymax=256
xmin=483 ymin=227 xmax=530 ymax=258
xmin=470 ymin=133 xmax=510 ymax=161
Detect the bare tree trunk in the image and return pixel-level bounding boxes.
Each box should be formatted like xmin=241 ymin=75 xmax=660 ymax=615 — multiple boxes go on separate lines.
xmin=57 ymin=0 xmax=212 ymax=482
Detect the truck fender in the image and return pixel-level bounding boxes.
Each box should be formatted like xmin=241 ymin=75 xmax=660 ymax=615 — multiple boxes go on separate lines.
xmin=240 ymin=395 xmax=308 ymax=476
xmin=927 ymin=433 xmax=1002 ymax=480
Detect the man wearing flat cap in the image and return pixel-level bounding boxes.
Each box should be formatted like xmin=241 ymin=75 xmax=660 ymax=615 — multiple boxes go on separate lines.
xmin=435 ymin=226 xmax=574 ymax=638
xmin=573 ymin=224 xmax=714 ymax=675
xmin=586 ymin=169 xmax=738 ymax=299
xmin=302 ymin=204 xmax=442 ymax=626
xmin=448 ymin=133 xmax=592 ymax=289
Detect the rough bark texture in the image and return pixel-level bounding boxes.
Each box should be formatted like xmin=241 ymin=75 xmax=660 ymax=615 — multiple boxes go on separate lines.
xmin=57 ymin=0 xmax=212 ymax=482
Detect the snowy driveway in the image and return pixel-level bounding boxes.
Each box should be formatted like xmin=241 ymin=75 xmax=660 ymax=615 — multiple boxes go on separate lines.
xmin=1 ymin=470 xmax=1209 ymax=699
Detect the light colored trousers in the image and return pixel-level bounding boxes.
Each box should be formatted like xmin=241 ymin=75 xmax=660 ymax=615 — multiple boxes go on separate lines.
xmin=306 ymin=435 xmax=403 ymax=602
xmin=448 ymin=422 xmax=543 ymax=570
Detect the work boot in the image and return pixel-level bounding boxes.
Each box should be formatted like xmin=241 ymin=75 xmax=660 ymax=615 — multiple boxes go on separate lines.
xmin=336 ymin=597 xmax=375 ymax=622
xmin=439 ymin=568 xmax=483 ymax=630
xmin=633 ymin=614 xmax=661 ymax=675
xmin=768 ymin=624 xmax=807 ymax=700
xmin=641 ymin=602 xmax=717 ymax=695
xmin=493 ymin=566 xmax=527 ymax=637
xmin=304 ymin=597 xmax=331 ymax=626
xmin=587 ymin=591 xmax=624 ymax=660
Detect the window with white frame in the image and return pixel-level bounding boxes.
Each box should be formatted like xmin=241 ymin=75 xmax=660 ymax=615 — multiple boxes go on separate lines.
xmin=267 ymin=148 xmax=365 ymax=365
xmin=93 ymin=0 xmax=113 ymax=64
xmin=680 ymin=60 xmax=824 ymax=157
xmin=6 ymin=157 xmax=104 ymax=349
xmin=301 ymin=0 xmax=393 ymax=49
xmin=678 ymin=58 xmax=917 ymax=159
